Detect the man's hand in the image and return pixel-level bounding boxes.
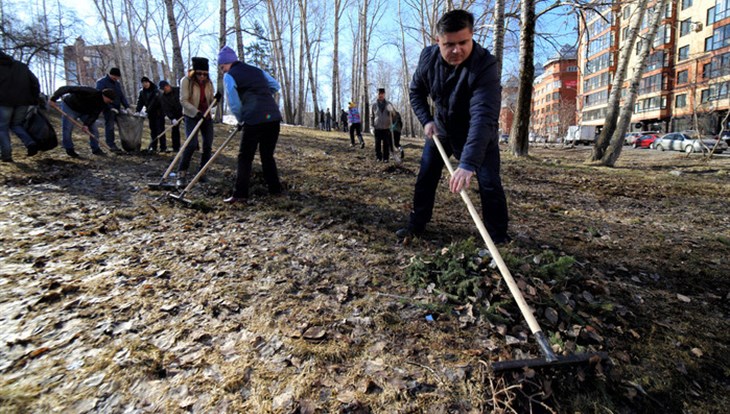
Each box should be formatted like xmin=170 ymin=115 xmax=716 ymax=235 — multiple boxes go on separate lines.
xmin=193 ymin=112 xmax=203 ymax=122
xmin=424 ymin=121 xmax=437 ymax=139
xmin=449 ymin=167 xmax=474 ymax=194
xmin=81 ymin=126 xmax=91 ymax=136
xmin=214 ymin=92 xmax=222 ymax=102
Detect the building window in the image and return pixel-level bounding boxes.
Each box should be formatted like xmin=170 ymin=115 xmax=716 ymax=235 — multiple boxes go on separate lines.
xmin=680 ymin=19 xmax=692 ymax=36
xmin=703 ymin=63 xmax=712 ymax=79
xmin=639 ymin=73 xmax=664 ymax=94
xmin=567 ymin=66 xmax=578 ymax=72
xmin=706 ymin=36 xmax=714 ymax=51
xmin=701 ymin=89 xmax=710 ymax=103
xmin=675 ymin=94 xmax=687 ymax=108
xmin=681 ymin=0 xmax=692 ymax=10
xmin=664 ymin=2 xmax=673 ymax=18
xmin=707 ymin=24 xmax=730 ymax=51
xmin=678 ymin=45 xmax=689 ymax=61
xmin=708 ymin=6 xmax=716 ymax=25
xmin=623 ymin=6 xmax=631 ymax=20
xmin=677 ymin=70 xmax=689 ymax=84
xmin=717 ymin=0 xmax=730 ymax=21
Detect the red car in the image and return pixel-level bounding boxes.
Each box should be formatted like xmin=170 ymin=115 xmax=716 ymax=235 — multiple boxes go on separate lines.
xmin=634 ymin=133 xmax=659 ymax=148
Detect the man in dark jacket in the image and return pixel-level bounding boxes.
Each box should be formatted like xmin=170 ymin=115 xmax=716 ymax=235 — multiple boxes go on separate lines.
xmin=135 ymin=76 xmax=166 ymax=152
xmin=50 ymin=86 xmax=116 ymax=158
xmin=397 ymin=9 xmax=509 ymax=244
xmin=0 ymin=51 xmax=41 ymax=161
xmin=217 ymin=46 xmax=283 ymax=204
xmin=158 ymin=80 xmax=183 ymax=152
xmin=96 ymin=67 xmax=130 ymax=152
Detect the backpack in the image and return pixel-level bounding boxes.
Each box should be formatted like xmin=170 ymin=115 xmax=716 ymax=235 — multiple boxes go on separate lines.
xmin=22 ymin=106 xmax=58 ymax=151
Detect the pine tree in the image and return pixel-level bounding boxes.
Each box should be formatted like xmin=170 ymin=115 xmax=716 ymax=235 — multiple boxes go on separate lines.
xmin=245 ymin=21 xmax=274 ymax=74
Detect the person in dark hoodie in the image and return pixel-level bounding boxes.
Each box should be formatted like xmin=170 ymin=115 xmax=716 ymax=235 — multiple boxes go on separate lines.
xmin=217 ymin=46 xmax=283 ymax=204
xmin=0 ymin=51 xmax=41 ymax=162
xmin=49 ymin=86 xmax=116 ymax=158
xmin=96 ymin=68 xmax=130 ymax=152
xmin=396 ymin=9 xmax=509 ymax=244
xmin=158 ymin=80 xmax=183 ymax=152
xmin=135 ymin=76 xmax=166 ymax=152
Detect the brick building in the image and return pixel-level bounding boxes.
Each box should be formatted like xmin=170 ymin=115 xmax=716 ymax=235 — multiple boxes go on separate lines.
xmin=531 ymin=46 xmax=578 ymax=142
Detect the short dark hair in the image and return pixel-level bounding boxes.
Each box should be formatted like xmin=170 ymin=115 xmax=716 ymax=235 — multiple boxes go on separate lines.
xmin=436 ymin=9 xmax=474 ymax=35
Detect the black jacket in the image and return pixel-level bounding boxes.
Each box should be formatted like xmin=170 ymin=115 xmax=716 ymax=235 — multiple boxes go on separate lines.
xmin=50 ymin=86 xmax=107 ymax=126
xmin=135 ymin=84 xmax=163 ymax=118
xmin=409 ymin=41 xmax=501 ymax=171
xmin=0 ymin=51 xmax=40 ymax=106
xmin=159 ymin=87 xmax=183 ymax=120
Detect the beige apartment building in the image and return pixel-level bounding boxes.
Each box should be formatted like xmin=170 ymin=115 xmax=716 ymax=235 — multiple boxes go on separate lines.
xmin=577 ymin=0 xmax=730 ymax=135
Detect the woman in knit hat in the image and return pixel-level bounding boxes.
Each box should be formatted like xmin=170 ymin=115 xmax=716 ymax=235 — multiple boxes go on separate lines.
xmin=177 ymin=57 xmax=221 ymax=186
xmin=217 ymin=45 xmax=284 ymax=204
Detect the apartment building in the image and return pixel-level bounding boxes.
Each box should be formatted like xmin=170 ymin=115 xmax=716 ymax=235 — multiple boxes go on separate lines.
xmin=63 ymin=37 xmax=170 ymax=98
xmin=531 ymin=46 xmax=578 ymax=142
xmin=577 ymin=0 xmax=730 ymax=135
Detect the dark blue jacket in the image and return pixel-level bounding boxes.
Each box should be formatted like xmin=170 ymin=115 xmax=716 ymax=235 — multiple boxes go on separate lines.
xmin=50 ymin=86 xmax=106 ymax=126
xmin=96 ymin=74 xmax=129 ymax=110
xmin=409 ymin=41 xmax=501 ymax=171
xmin=0 ymin=52 xmax=40 ymax=106
xmin=225 ymin=61 xmax=281 ymax=125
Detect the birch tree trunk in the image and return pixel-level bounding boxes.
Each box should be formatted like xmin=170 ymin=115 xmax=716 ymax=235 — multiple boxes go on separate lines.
xmin=590 ymin=0 xmax=649 ymax=161
xmin=492 ymin=0 xmax=505 ymax=79
xmin=297 ymin=9 xmax=306 ymax=125
xmin=509 ymin=0 xmax=535 ymax=156
xmin=360 ymin=0 xmax=370 ymax=132
xmin=331 ymin=0 xmax=345 ymax=120
xmin=297 ymin=0 xmax=320 ymax=128
xmin=216 ymin=0 xmax=227 ymax=122
xmin=163 ymin=0 xmax=185 ymax=83
xmin=232 ymin=0 xmax=245 ymax=61
xmin=397 ymin=0 xmax=415 ymax=137
xmin=602 ymin=0 xmax=669 ymax=166
xmin=265 ymin=0 xmax=294 ymax=123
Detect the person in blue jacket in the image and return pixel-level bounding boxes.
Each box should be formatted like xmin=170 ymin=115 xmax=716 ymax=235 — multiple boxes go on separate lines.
xmin=217 ymin=46 xmax=283 ymax=204
xmin=96 ymin=67 xmax=130 ymax=152
xmin=396 ymin=9 xmax=509 ymax=244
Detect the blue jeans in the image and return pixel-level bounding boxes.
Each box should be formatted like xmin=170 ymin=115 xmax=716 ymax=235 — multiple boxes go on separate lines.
xmin=408 ymin=138 xmax=509 ymax=242
xmin=179 ymin=115 xmax=214 ymax=172
xmin=61 ymin=102 xmax=100 ymax=151
xmin=0 ymin=105 xmax=36 ymax=159
xmin=102 ymin=108 xmax=119 ymax=148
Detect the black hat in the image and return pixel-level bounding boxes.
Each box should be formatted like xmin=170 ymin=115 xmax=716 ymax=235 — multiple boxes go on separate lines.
xmin=109 ymin=67 xmax=121 ymax=77
xmin=378 ymin=88 xmax=385 ymax=94
xmin=159 ymin=80 xmax=170 ymax=89
xmin=101 ymin=88 xmax=117 ymax=100
xmin=192 ymin=57 xmax=209 ymax=71
xmin=141 ymin=76 xmax=151 ymax=83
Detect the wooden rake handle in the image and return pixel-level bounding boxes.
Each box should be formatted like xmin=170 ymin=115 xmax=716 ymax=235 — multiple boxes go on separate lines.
xmin=49 ymin=101 xmax=103 ymax=145
xmin=430 ymin=134 xmax=557 ymax=362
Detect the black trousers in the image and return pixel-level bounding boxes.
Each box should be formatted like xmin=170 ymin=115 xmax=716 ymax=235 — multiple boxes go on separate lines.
xmin=148 ymin=115 xmax=166 ymax=150
xmin=349 ymin=122 xmax=363 ymax=145
xmin=374 ymin=129 xmax=392 ymax=160
xmin=232 ymin=121 xmax=282 ymax=199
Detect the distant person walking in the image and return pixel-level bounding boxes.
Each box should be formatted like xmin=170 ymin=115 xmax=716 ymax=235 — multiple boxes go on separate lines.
xmin=0 ymin=51 xmax=41 ymax=162
xmin=325 ymin=108 xmax=332 ymax=131
xmin=392 ymin=110 xmax=404 ymax=160
xmin=217 ymin=46 xmax=283 ymax=204
xmin=96 ymin=67 xmax=130 ymax=152
xmin=347 ymin=102 xmax=364 ymax=148
xmin=319 ymin=109 xmax=325 ymax=130
xmin=371 ymin=88 xmax=396 ymax=162
xmin=340 ymin=109 xmax=348 ymax=132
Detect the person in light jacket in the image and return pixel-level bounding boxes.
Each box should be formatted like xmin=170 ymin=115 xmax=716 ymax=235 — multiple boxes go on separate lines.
xmin=370 ymin=88 xmax=396 ymax=162
xmin=177 ymin=57 xmax=220 ymax=186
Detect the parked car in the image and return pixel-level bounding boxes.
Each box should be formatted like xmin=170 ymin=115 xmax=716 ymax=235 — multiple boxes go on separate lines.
xmin=653 ymin=131 xmax=728 ymax=153
xmin=633 ymin=133 xmax=660 ymax=149
xmin=624 ymin=132 xmax=643 ymax=145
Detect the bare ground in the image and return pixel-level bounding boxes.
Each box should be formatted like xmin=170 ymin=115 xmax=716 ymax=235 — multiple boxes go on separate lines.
xmin=0 ymin=116 xmax=728 ymax=413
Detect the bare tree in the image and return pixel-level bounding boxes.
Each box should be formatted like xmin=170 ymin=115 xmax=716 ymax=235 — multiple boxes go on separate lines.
xmin=297 ymin=0 xmax=321 ymax=127
xmin=163 ymin=0 xmax=185 ymax=82
xmin=600 ymin=0 xmax=669 ymax=166
xmin=508 ymin=0 xmax=535 ymax=156
xmin=590 ymin=0 xmax=649 ymax=162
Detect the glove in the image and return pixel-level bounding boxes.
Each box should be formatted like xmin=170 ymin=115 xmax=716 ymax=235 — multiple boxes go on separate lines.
xmin=369 ymin=127 xmax=375 ymax=135
xmin=193 ymin=112 xmax=204 ymax=122
xmin=214 ymin=92 xmax=222 ymax=102
xmin=110 ymin=108 xmax=119 ymax=114
xmin=237 ymin=122 xmax=244 ymax=131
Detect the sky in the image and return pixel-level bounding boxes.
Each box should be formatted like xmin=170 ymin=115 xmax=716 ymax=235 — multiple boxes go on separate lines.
xmin=45 ymin=1 xmax=578 ymax=108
